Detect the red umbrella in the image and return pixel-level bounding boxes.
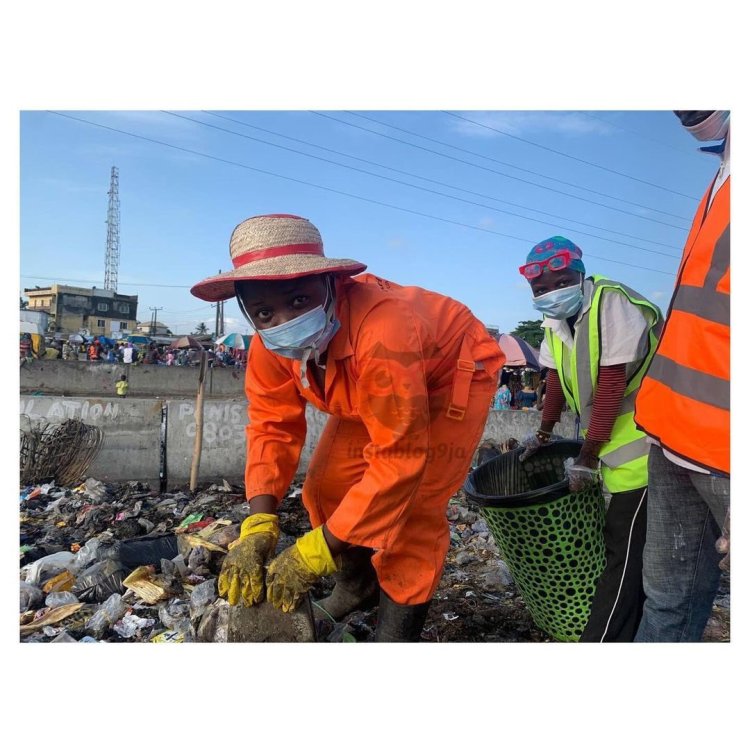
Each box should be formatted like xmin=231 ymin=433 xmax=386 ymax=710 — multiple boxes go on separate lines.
xmin=497 ymin=334 xmax=541 ymax=369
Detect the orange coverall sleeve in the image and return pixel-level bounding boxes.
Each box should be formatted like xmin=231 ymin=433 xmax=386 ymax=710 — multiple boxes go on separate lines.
xmin=324 ymin=302 xmax=432 ymax=548
xmin=244 ymin=338 xmax=307 ymax=502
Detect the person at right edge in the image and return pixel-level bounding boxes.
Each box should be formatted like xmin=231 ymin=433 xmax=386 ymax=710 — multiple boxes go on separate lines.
xmin=518 ymin=236 xmax=663 ymax=642
xmin=633 ymin=111 xmax=730 ymax=642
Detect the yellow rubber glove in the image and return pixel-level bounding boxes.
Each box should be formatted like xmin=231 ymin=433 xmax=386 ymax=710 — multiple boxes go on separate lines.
xmin=266 ymin=527 xmax=341 ymax=613
xmin=217 ymin=513 xmax=279 ymax=607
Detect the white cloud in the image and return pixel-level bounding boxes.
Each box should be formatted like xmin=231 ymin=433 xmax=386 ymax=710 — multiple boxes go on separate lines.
xmin=387 ymin=237 xmax=406 ymax=248
xmin=478 ymin=217 xmax=495 ymax=228
xmin=446 ymin=111 xmax=614 ymax=138
xmin=650 ymin=290 xmax=667 ymax=301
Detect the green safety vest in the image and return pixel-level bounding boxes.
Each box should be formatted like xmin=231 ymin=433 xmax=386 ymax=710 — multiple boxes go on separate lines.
xmin=545 ymin=276 xmax=663 ymax=493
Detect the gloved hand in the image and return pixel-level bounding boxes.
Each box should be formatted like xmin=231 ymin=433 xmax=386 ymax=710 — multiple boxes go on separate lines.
xmin=519 ymin=430 xmax=551 ymax=462
xmin=716 ymin=507 xmax=730 ymax=572
xmin=217 ymin=513 xmax=279 ymax=606
xmin=563 ymin=457 xmax=600 ymax=492
xmin=266 ymin=527 xmax=341 ymax=613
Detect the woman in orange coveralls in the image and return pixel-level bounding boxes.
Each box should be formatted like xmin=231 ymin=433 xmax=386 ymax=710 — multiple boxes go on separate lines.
xmin=191 ymin=214 xmax=505 ymax=641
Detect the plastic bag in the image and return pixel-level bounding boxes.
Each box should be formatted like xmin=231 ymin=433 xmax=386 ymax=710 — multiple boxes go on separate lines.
xmin=112 ymin=613 xmax=155 ymax=639
xmin=72 ymin=537 xmax=102 ymax=571
xmin=23 ymin=551 xmax=78 ymax=585
xmin=85 ymin=593 xmax=129 ymax=638
xmin=20 ymin=581 xmax=44 ymax=612
xmin=51 ymin=631 xmax=78 ymax=643
xmin=83 ymin=477 xmax=108 ymax=502
xmin=118 ymin=535 xmax=179 ymax=570
xmin=45 ymin=591 xmax=80 ymax=608
xmin=72 ymin=559 xmax=125 ymax=603
xmin=189 ymin=578 xmax=217 ymax=620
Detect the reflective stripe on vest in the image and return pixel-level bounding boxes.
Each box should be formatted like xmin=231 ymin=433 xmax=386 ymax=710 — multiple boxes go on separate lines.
xmin=546 ymin=276 xmax=663 ymax=493
xmin=634 ymin=176 xmax=730 ymax=476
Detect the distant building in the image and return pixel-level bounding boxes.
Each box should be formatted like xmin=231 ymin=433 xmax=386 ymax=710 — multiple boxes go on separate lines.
xmin=23 ymin=284 xmax=138 ymax=337
xmin=20 ymin=307 xmax=49 ymax=335
xmin=135 ymin=320 xmax=173 ymax=336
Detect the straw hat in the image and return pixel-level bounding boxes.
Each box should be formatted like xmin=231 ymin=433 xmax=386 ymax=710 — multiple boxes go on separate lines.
xmin=191 ymin=213 xmax=367 ymax=302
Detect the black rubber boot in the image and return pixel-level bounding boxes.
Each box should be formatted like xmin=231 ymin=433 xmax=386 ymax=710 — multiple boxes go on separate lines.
xmin=314 ymin=546 xmax=379 ymax=621
xmin=374 ymin=589 xmax=431 ymax=642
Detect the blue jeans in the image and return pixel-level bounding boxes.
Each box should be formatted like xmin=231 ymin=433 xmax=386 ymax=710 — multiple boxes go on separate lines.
xmin=635 ymin=446 xmax=729 ymax=642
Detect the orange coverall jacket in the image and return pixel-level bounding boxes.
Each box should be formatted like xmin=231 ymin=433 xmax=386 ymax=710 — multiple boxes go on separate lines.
xmin=244 ymin=274 xmax=505 ymax=598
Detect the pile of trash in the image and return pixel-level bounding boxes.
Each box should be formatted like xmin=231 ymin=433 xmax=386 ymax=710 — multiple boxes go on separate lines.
xmin=20 ymin=477 xmax=254 ymax=643
xmin=19 ymin=476 xmax=729 ymax=643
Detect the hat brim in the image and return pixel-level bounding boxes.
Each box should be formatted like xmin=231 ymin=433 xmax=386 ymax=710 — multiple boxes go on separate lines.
xmin=191 ymin=255 xmax=368 ymax=302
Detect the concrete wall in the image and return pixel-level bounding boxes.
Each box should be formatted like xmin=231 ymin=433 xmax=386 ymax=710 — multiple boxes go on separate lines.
xmin=165 ymin=402 xmax=332 ymax=485
xmin=20 ymin=360 xmax=246 ymax=399
xmin=20 ymin=394 xmax=579 ymax=488
xmin=20 ymin=396 xmax=164 ymax=486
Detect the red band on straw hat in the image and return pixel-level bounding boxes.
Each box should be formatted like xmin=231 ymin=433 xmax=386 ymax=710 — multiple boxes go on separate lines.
xmin=232 ymin=242 xmax=324 ymax=268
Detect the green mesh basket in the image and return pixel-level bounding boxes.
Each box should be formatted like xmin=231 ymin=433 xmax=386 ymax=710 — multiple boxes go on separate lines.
xmin=464 ymin=440 xmax=606 ymax=642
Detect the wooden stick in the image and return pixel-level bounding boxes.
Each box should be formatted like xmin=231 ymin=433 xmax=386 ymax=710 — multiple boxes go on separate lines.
xmin=189 ymin=350 xmax=207 ymax=492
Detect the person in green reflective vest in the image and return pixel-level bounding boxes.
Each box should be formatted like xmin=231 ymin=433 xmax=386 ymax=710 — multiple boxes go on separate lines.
xmin=518 ymin=236 xmax=663 ymax=642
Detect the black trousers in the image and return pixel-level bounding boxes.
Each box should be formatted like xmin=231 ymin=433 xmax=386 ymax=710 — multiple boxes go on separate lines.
xmin=579 ymin=486 xmax=648 ymax=642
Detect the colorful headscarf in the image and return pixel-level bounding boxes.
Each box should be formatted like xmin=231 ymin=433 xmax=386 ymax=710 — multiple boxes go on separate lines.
xmin=527 ymin=236 xmax=586 ymax=275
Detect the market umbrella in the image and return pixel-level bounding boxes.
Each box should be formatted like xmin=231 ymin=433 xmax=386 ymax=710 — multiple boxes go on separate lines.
xmin=68 ymin=334 xmax=84 ymax=344
xmin=170 ymin=335 xmax=205 ymax=350
xmin=127 ymin=335 xmax=153 ymax=345
xmin=497 ymin=334 xmax=541 ymax=370
xmin=215 ymin=332 xmax=251 ymax=350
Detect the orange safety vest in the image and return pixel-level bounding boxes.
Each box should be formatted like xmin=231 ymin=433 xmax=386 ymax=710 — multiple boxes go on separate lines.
xmin=634 ymin=175 xmax=729 ymax=476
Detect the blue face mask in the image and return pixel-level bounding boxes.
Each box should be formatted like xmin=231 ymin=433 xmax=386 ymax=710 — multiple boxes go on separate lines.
xmin=258 ymin=303 xmax=339 ymax=359
xmin=532 ymin=283 xmax=584 ymax=320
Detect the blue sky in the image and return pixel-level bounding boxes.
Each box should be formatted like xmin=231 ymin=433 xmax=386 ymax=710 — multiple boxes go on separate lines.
xmin=20 ymin=110 xmax=718 ymax=335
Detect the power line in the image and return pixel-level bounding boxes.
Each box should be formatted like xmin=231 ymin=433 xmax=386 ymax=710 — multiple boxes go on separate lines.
xmin=21 ymin=273 xmax=191 ymax=289
xmin=200 ymin=110 xmax=682 ymax=254
xmin=330 ymin=111 xmax=692 ymax=224
xmin=441 ymin=110 xmax=700 ymax=200
xmin=577 ymin=111 xmax=700 ymax=156
xmin=44 ymin=111 xmax=678 ymax=278
xmin=165 ymin=111 xmax=678 ymax=260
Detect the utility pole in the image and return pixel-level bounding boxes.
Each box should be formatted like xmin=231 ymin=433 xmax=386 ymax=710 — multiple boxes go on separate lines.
xmin=213 ymin=270 xmax=225 ymax=338
xmin=149 ymin=306 xmax=163 ymax=336
xmin=104 ymin=166 xmax=120 ymax=291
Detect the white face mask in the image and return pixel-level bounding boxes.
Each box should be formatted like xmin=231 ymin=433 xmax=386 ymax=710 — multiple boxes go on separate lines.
xmin=532 ymin=282 xmax=584 ymax=320
xmin=684 ymin=110 xmax=730 ymax=142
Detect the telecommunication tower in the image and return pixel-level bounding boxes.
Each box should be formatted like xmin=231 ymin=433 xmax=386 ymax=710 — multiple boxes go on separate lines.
xmin=104 ymin=166 xmax=120 ymax=291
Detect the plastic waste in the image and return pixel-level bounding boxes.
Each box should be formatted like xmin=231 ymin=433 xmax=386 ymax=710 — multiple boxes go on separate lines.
xmin=158 ymin=599 xmax=190 ymax=630
xmin=118 ymin=534 xmax=179 ymax=569
xmin=45 ymin=591 xmax=80 ymax=608
xmin=113 ymin=613 xmax=156 ymax=639
xmin=189 ymin=578 xmax=217 ymax=620
xmin=83 ymin=477 xmax=108 ymax=502
xmin=20 ymin=582 xmax=44 ymax=612
xmin=85 ymin=593 xmax=129 ymax=638
xmin=72 ymin=537 xmax=102 ymax=571
xmin=51 ymin=631 xmax=78 ymax=643
xmin=23 ymin=551 xmax=77 ymax=585
xmin=72 ymin=558 xmax=125 ymax=603
xmin=197 ymin=600 xmax=230 ymax=642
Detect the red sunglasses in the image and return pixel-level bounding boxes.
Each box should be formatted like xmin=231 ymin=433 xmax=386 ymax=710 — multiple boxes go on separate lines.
xmin=519 ymin=250 xmax=577 ymax=280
